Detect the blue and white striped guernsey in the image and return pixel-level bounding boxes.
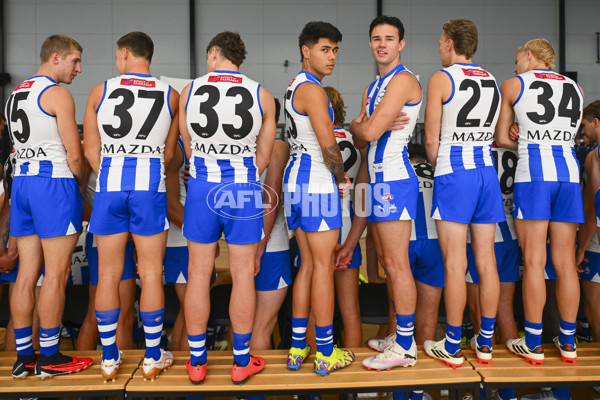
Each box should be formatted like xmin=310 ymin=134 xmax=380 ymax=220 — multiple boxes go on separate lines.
xmin=410 ymin=162 xmax=437 ymax=241
xmin=186 ymin=70 xmax=263 ymax=184
xmin=283 ymin=71 xmax=336 ymax=194
xmin=435 ymin=63 xmax=501 ymax=177
xmin=365 ymin=64 xmax=421 ymax=183
xmin=5 ymin=76 xmax=73 ymax=178
xmin=166 ymin=138 xmax=189 ymax=248
xmin=96 ymin=73 xmax=173 ymax=192
xmin=513 ymin=69 xmax=583 ymax=183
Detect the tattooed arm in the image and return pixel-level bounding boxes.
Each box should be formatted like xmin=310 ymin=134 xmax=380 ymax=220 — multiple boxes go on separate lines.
xmin=294 ymin=82 xmax=345 ymax=183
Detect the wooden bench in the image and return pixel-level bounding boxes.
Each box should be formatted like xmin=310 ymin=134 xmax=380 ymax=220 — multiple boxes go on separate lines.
xmin=125 ymin=347 xmax=482 ymax=400
xmin=463 ymin=342 xmax=600 ymax=400
xmin=0 ymin=349 xmax=142 ymax=399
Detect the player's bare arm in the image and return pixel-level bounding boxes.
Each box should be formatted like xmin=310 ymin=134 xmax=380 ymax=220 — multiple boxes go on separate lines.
xmin=256 ymin=140 xmax=289 ymax=273
xmin=0 ymin=185 xmax=17 ymax=272
xmin=296 ymin=82 xmax=345 ymax=183
xmin=255 ymin=87 xmax=277 ymax=176
xmin=349 ymin=86 xmax=370 ymax=149
xmin=424 ymin=71 xmax=450 ymax=169
xmin=163 ymin=87 xmax=180 ymax=168
xmin=178 ymin=83 xmax=193 ymax=160
xmin=44 ymin=85 xmax=86 ymax=186
xmin=495 ymin=77 xmax=520 ymax=150
xmin=83 ymin=83 xmax=105 ymax=175
xmin=350 ymin=73 xmax=420 ymax=143
xmin=165 ymin=144 xmax=184 ymax=229
xmin=335 ymin=149 xmax=368 ymax=268
xmin=576 ymin=151 xmax=600 ymax=266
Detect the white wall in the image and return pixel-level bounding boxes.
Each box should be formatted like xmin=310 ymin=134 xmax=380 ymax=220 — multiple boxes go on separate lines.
xmin=3 ymin=0 xmax=598 ymax=124
xmin=565 ymin=0 xmax=600 ymax=106
xmin=4 ymin=0 xmax=190 ymax=123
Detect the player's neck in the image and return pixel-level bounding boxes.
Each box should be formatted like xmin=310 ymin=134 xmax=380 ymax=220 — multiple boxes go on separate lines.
xmin=528 ymin=62 xmax=550 ymax=71
xmin=212 ymin=60 xmax=239 ymax=73
xmin=377 ymin=58 xmax=401 ymax=78
xmin=448 ymin=54 xmax=473 ymax=66
xmin=35 ymin=65 xmax=58 ymax=83
xmin=123 ymin=61 xmax=151 ymax=76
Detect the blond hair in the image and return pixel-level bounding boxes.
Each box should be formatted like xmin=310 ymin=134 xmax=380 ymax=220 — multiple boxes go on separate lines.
xmin=516 ymin=39 xmax=555 ymax=70
xmin=40 ymin=34 xmax=82 ymax=63
xmin=324 ymin=86 xmax=346 ymax=126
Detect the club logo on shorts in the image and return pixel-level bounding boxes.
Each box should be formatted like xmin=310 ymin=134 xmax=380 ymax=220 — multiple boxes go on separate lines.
xmin=327 ymin=329 xmax=333 ymax=335
xmin=208 ymin=182 xmax=279 ymax=220
xmin=382 ymin=194 xmax=394 ymax=201
xmin=41 ymin=333 xmax=48 ymax=338
xmin=155 ymin=316 xmax=162 ymax=323
xmin=96 ymin=318 xmax=102 ymax=323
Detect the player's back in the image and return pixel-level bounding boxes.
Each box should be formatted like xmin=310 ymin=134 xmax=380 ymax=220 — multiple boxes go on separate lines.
xmin=366 ymin=64 xmax=421 ymax=183
xmin=166 ymin=138 xmax=189 ymax=248
xmin=492 ymin=145 xmax=518 ymax=242
xmin=437 ymin=63 xmax=501 ymax=176
xmin=186 ymin=70 xmax=263 ymax=183
xmin=334 ymin=126 xmax=362 ymax=244
xmin=410 ymin=162 xmax=437 ymax=241
xmin=5 ymin=76 xmax=72 ymax=178
xmin=513 ymin=69 xmax=583 ymax=183
xmin=96 ymin=73 xmax=173 ymax=192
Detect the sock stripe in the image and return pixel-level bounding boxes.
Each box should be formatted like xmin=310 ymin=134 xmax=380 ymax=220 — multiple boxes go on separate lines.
xmin=143 ymin=325 xmax=163 ymax=334
xmin=15 ymin=337 xmax=32 ymax=345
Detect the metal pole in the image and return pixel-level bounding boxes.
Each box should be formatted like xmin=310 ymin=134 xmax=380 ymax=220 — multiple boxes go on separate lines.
xmin=189 ymin=0 xmax=197 ymax=78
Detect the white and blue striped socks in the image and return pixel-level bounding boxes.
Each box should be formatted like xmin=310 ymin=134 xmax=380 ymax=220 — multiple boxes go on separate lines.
xmin=477 ymin=315 xmax=496 ymax=348
xmin=188 ymin=332 xmax=207 ymax=366
xmin=291 ymin=317 xmax=308 ymax=349
xmin=524 ymin=320 xmax=543 ymax=349
xmin=232 ymin=331 xmax=252 ymax=366
xmin=395 ymin=313 xmax=415 ymax=349
xmin=95 ymin=307 xmax=120 ymax=361
xmin=14 ymin=326 xmax=34 ymax=356
xmin=558 ymin=319 xmax=576 ymax=346
xmin=39 ymin=326 xmax=60 ymax=357
xmin=141 ymin=308 xmax=164 ymax=361
xmin=315 ymin=324 xmax=334 ymax=357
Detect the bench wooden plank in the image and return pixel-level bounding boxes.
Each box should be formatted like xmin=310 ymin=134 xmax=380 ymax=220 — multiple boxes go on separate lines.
xmin=0 ymin=350 xmax=143 ymax=394
xmin=463 ymin=343 xmax=600 ymax=384
xmin=125 ymin=348 xmax=481 ymax=394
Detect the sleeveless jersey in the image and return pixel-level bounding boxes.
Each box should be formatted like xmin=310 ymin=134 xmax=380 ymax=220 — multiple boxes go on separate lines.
xmin=436 ymin=63 xmax=501 ymax=176
xmin=166 ymin=138 xmax=189 ymax=247
xmin=365 ymin=64 xmax=421 ymax=183
xmin=186 ymin=70 xmax=262 ymax=183
xmin=259 ymin=150 xmax=290 ymax=253
xmin=335 ymin=127 xmax=362 ymax=244
xmin=284 ymin=71 xmax=336 ymax=194
xmin=492 ymin=145 xmax=517 ymax=242
xmin=96 ymin=73 xmax=173 ymax=192
xmin=410 ymin=162 xmax=437 ymax=241
xmin=586 ymin=231 xmax=600 ymax=254
xmin=5 ymin=75 xmax=73 ymax=178
xmin=513 ymin=69 xmax=583 ymax=183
